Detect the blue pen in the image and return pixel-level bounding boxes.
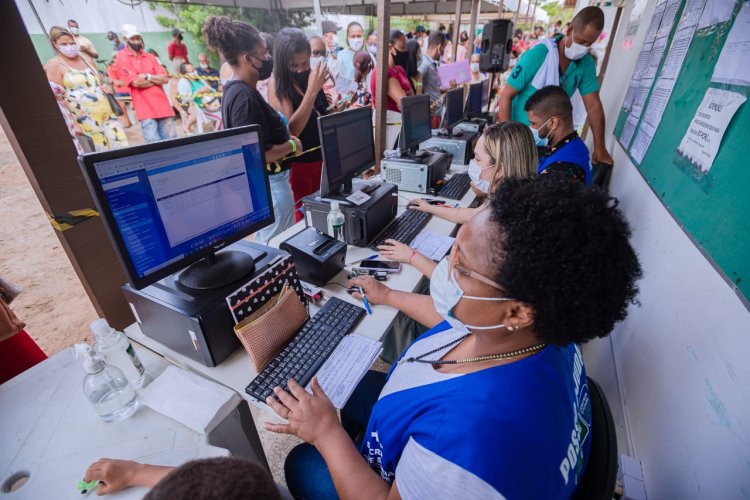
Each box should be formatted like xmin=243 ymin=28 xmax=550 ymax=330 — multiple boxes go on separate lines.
xmin=359 ymin=286 xmax=373 ymax=315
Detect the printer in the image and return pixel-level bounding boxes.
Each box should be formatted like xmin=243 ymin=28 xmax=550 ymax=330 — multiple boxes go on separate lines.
xmin=280 ymin=227 xmax=347 ymax=286
xmin=419 ymin=129 xmax=479 ymax=165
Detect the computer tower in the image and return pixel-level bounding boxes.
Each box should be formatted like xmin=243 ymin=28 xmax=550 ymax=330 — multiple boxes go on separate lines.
xmin=303 ymin=180 xmax=398 ymax=247
xmin=480 ymin=20 xmax=513 ymax=73
xmin=419 ymin=130 xmax=479 ymax=165
xmin=380 ymin=151 xmax=452 ymax=193
xmin=122 ymin=241 xmax=288 ymax=367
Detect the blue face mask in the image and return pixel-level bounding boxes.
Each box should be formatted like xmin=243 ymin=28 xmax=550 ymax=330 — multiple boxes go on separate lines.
xmin=530 ymin=118 xmax=551 ymax=147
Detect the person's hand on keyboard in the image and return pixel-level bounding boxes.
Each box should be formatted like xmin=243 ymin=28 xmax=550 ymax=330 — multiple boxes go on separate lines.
xmin=348 ymin=275 xmax=392 ymax=305
xmin=263 ymin=378 xmax=341 ymax=446
xmin=377 ymin=239 xmax=416 ymax=263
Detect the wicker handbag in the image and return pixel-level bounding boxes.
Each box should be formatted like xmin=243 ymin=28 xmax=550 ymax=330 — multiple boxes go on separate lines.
xmin=233 ymin=287 xmax=308 ymax=371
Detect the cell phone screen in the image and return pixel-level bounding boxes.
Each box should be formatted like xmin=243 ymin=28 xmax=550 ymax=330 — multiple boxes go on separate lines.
xmin=358 ymin=260 xmax=401 ymax=270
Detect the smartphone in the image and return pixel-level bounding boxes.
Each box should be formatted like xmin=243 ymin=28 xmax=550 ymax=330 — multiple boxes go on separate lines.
xmin=352 ymin=260 xmax=402 ymax=273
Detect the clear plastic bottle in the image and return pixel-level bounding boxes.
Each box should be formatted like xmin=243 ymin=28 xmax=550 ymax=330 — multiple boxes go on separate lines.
xmin=91 ymin=318 xmax=146 ymax=388
xmin=74 ymin=344 xmax=138 ymax=422
xmin=327 ymin=201 xmax=346 ymax=242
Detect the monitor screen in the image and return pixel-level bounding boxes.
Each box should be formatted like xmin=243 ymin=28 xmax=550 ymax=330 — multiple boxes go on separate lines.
xmin=466 ymin=82 xmax=483 ymax=115
xmin=80 ymin=126 xmax=273 ymax=289
xmin=481 ymin=79 xmax=490 ymax=110
xmin=400 ymin=94 xmax=432 ymax=151
xmin=318 ymin=107 xmax=376 ymax=195
xmin=445 ymin=87 xmax=465 ymax=128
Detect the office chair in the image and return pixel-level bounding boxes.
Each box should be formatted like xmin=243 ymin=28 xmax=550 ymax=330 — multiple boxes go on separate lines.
xmin=572 ymin=376 xmax=618 ymax=500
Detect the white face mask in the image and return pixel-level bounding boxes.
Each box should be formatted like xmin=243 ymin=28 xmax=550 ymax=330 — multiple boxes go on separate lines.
xmin=58 ymin=44 xmax=80 ymax=58
xmin=348 ymin=38 xmax=364 ymax=51
xmin=367 ymin=44 xmax=378 ymax=56
xmin=467 ymin=160 xmax=492 ymax=194
xmin=470 ymin=62 xmax=480 ymax=73
xmin=310 ymin=56 xmax=325 ymax=68
xmin=564 ymin=35 xmax=589 ymax=60
xmin=68 ymin=27 xmax=79 ymax=35
xmin=200 ymin=63 xmax=209 ymax=69
xmin=430 ymin=258 xmax=514 ymax=332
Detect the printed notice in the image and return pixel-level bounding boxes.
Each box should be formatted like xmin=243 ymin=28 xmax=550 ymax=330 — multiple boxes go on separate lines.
xmin=631 ymin=122 xmax=657 ymax=164
xmin=697 ymin=0 xmax=735 ymax=29
xmin=711 ymin=2 xmax=750 ymax=87
xmin=620 ymin=113 xmax=639 ymax=149
xmin=678 ymin=88 xmax=746 ymax=173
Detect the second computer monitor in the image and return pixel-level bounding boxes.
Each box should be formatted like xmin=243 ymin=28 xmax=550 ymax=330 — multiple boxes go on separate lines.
xmin=444 ymin=87 xmax=465 ymax=129
xmin=318 ymin=107 xmax=376 ymax=196
xmin=399 ymin=94 xmax=432 ymax=152
xmin=481 ymin=78 xmax=490 ymax=111
xmin=466 ymin=82 xmax=483 ymax=116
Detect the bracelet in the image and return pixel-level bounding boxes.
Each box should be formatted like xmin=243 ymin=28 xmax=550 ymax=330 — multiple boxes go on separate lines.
xmin=288 ymin=139 xmax=297 ymax=154
xmin=408 ymin=250 xmax=417 ymax=264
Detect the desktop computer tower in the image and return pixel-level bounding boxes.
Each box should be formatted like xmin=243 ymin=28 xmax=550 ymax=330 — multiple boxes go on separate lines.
xmin=419 ymin=130 xmax=479 ymax=165
xmin=380 ymin=150 xmax=452 ymax=194
xmin=122 ymin=241 xmax=288 ymax=367
xmin=303 ymin=180 xmax=398 ymax=247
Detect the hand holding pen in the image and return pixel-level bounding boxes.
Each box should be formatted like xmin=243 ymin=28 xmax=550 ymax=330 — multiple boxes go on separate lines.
xmin=347 ymin=275 xmax=392 ymax=310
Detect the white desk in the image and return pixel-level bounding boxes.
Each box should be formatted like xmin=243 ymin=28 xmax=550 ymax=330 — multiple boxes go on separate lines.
xmin=125 ymin=170 xmax=475 ymax=410
xmin=0 ymin=348 xmax=229 ymax=500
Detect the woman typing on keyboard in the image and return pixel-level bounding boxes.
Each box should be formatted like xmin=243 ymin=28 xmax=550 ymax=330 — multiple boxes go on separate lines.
xmin=264 ymin=176 xmax=642 ymax=499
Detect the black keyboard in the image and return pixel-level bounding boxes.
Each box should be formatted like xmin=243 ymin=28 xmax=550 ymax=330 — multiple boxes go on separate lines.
xmin=438 ymin=173 xmax=471 ymax=200
xmin=369 ymin=209 xmax=432 ymax=249
xmin=245 ymin=297 xmax=366 ymax=402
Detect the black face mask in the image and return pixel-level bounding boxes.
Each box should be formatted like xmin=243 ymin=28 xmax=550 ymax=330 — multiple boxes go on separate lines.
xmin=392 ymin=48 xmax=408 ymax=69
xmin=292 ymin=70 xmax=310 ymax=89
xmin=127 ymin=41 xmax=143 ymax=52
xmin=252 ymin=56 xmax=274 ymax=80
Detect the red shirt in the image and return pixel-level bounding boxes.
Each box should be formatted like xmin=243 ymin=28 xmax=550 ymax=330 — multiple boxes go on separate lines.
xmin=114 ymin=47 xmax=174 ymax=120
xmin=370 ymin=65 xmax=412 ymax=112
xmin=168 ymin=41 xmax=189 ymax=63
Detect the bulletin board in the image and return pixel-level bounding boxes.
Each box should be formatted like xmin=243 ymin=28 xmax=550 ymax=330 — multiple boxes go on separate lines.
xmin=613 ymin=0 xmax=750 ymax=304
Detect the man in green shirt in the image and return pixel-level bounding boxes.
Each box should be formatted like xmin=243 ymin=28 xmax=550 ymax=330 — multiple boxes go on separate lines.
xmin=497 ymin=6 xmax=613 ymax=166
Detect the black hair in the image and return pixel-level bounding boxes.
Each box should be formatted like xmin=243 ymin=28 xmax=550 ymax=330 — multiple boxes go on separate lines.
xmin=524 ymin=85 xmax=573 ymax=123
xmin=428 ymin=31 xmax=446 ymax=49
xmin=202 ymin=15 xmax=264 ymax=67
xmin=389 ymin=29 xmax=405 ymax=45
xmin=488 ymin=176 xmax=641 ymax=345
xmin=347 ymin=21 xmax=363 ymax=37
xmin=261 ymin=32 xmax=275 ymax=56
xmin=405 ymin=38 xmax=421 ymax=78
xmin=273 ymin=28 xmax=311 ymax=103
xmin=67 ymin=19 xmax=77 ymax=26
xmin=147 ymin=48 xmax=160 ymax=58
xmin=144 ymin=457 xmax=280 ymax=500
xmin=572 ymin=6 xmax=605 ymax=31
xmin=459 ymin=30 xmax=469 ymax=43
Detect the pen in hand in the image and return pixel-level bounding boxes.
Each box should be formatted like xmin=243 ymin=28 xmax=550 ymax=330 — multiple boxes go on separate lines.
xmin=358 ymin=286 xmax=373 ymax=315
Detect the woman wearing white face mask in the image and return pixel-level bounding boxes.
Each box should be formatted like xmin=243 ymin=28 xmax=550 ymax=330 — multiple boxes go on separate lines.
xmin=44 ymin=26 xmax=127 ymax=151
xmin=338 ymin=21 xmax=365 ymax=82
xmin=269 ymin=176 xmax=642 ymax=499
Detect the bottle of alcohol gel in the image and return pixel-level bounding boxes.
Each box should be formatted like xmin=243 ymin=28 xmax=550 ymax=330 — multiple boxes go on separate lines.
xmin=327 ymin=201 xmax=346 ymax=242
xmin=91 ymin=318 xmax=146 ymax=388
xmin=74 ymin=344 xmax=138 ymax=422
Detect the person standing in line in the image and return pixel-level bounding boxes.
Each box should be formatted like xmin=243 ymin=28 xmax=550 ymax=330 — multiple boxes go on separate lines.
xmin=456 ymin=30 xmax=470 ymax=62
xmin=321 ymin=20 xmax=342 ymax=79
xmin=370 ymin=30 xmax=412 ymax=113
xmin=107 ymin=31 xmax=125 ymax=53
xmin=338 ymin=22 xmax=365 ymax=82
xmin=268 ymin=28 xmax=329 ymax=222
xmin=196 ymin=52 xmax=220 ymax=90
xmin=114 ymin=24 xmax=176 ymax=143
xmin=469 ymin=53 xmax=485 ymax=83
xmin=404 ymin=38 xmax=422 ymax=95
xmin=418 ymin=32 xmax=456 ymax=127
xmin=366 ymin=31 xmax=378 ymax=60
xmin=67 ymin=19 xmax=98 ymax=60
xmin=168 ymin=28 xmax=189 ymax=63
xmin=203 ymin=16 xmax=303 ymax=245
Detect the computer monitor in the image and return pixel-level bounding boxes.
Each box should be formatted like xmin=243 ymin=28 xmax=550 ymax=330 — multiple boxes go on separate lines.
xmin=318 ymin=107 xmax=376 ymax=196
xmin=466 ymin=82 xmax=483 ymax=116
xmin=481 ymin=78 xmax=490 ymax=111
xmin=399 ymin=94 xmax=432 ymax=153
xmin=79 ymin=125 xmax=273 ymax=290
xmin=444 ymin=87 xmax=465 ymax=130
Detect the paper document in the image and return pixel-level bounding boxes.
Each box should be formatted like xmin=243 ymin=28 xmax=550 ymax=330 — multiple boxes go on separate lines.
xmin=698 ymin=0 xmax=735 ymax=29
xmin=678 ymin=88 xmax=746 ymax=173
xmin=310 ymin=334 xmax=382 ymax=409
xmin=411 ymin=229 xmax=455 ymax=261
xmin=437 ymin=59 xmax=471 ymax=88
xmin=711 ymin=2 xmax=750 ymax=87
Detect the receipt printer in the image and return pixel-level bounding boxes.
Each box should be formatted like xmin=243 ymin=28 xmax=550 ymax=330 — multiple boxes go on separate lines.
xmin=280 ymin=227 xmax=347 ymax=286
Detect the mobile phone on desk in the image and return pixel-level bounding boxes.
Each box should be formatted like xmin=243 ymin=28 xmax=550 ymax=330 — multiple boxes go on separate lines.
xmin=352 ymin=260 xmax=402 ymax=273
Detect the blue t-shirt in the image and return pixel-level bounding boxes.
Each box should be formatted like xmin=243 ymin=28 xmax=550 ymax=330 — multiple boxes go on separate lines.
xmin=360 ymin=322 xmax=591 ymax=498
xmin=539 ymin=134 xmax=592 ymax=185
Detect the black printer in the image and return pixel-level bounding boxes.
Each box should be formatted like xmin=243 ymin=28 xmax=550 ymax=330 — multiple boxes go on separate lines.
xmin=280 ymin=227 xmax=347 ymax=286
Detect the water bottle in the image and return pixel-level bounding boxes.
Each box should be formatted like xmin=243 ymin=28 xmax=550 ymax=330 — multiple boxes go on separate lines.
xmin=74 ymin=344 xmax=138 ymax=423
xmin=91 ymin=318 xmax=146 ymax=388
xmin=327 ymin=201 xmax=346 ymax=242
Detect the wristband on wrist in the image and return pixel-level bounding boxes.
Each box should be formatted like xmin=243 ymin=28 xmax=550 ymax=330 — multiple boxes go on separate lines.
xmin=289 ymin=139 xmax=297 ymax=154
xmin=408 ymin=250 xmax=417 ymax=264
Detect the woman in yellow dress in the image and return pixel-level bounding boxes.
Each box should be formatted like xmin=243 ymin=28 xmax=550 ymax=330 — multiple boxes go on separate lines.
xmin=44 ymin=26 xmax=128 ymax=151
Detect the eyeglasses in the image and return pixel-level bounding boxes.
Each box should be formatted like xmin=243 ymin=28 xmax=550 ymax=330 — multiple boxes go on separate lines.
xmin=448 ymin=243 xmax=505 ymax=292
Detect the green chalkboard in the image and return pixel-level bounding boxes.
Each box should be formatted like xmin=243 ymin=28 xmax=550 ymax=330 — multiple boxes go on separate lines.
xmin=615 ymin=0 xmax=750 ymax=304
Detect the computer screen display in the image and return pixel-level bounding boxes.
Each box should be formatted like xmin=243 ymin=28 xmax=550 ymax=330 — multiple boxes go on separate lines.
xmin=318 ymin=107 xmax=375 ymax=195
xmin=481 ymin=79 xmax=490 ymax=110
xmin=400 ymin=94 xmax=432 ymax=151
xmin=445 ymin=87 xmax=465 ymax=128
xmin=466 ymin=82 xmax=483 ymax=115
xmin=80 ymin=126 xmax=272 ymax=289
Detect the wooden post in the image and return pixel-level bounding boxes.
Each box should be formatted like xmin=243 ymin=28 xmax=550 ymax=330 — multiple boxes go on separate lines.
xmin=0 ymin=1 xmax=133 ymax=329
xmin=452 ymin=0 xmax=463 ymax=62
xmin=513 ymin=0 xmax=522 ymax=24
xmin=467 ymin=0 xmax=480 ymax=61
xmin=524 ymin=0 xmax=532 ymax=24
xmin=373 ymin=0 xmax=391 ymax=169
xmin=531 ymin=0 xmax=539 ymax=25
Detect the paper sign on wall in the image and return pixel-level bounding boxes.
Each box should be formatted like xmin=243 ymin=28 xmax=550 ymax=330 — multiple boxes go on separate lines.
xmin=677 ymin=88 xmax=746 ymax=173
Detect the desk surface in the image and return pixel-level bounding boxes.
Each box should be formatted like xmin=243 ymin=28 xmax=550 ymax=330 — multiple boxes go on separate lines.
xmin=0 ymin=348 xmax=228 ymax=500
xmin=126 ymin=170 xmax=475 ymax=407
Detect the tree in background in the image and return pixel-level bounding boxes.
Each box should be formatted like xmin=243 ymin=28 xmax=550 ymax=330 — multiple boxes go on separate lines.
xmin=539 ymin=1 xmax=575 ymax=26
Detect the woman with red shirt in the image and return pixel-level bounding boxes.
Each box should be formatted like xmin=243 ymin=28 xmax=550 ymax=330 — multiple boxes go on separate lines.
xmin=370 ymin=30 xmax=412 ymax=112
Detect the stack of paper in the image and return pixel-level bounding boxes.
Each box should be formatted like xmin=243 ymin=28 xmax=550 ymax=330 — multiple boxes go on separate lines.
xmin=411 ymin=229 xmax=455 ymax=261
xmin=309 ymin=335 xmax=382 ymax=409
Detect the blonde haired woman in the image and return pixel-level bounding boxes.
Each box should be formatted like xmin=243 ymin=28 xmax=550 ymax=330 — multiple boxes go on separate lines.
xmin=378 ymin=121 xmax=538 ymax=277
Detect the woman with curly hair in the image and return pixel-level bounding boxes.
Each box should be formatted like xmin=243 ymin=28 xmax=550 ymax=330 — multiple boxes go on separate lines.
xmin=265 ymin=175 xmax=641 ymax=498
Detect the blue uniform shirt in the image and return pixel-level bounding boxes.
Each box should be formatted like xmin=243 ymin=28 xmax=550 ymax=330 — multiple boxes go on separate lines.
xmin=538 ymin=132 xmax=592 ymax=185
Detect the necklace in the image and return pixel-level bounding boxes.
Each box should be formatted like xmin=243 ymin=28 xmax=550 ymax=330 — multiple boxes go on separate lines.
xmin=397 ymin=333 xmax=547 ymax=367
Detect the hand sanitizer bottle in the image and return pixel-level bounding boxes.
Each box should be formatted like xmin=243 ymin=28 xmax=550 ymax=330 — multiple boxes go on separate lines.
xmin=327 ymin=201 xmax=346 ymax=242
xmin=91 ymin=318 xmax=146 ymax=388
xmin=74 ymin=344 xmax=138 ymax=422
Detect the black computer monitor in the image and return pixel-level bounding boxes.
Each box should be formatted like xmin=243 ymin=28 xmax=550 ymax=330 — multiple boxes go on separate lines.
xmin=466 ymin=82 xmax=483 ymax=116
xmin=399 ymin=94 xmax=432 ymax=153
xmin=78 ymin=126 xmax=273 ymax=290
xmin=318 ymin=107 xmax=376 ymax=196
xmin=444 ymin=87 xmax=465 ymax=130
xmin=481 ymin=78 xmax=490 ymax=111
